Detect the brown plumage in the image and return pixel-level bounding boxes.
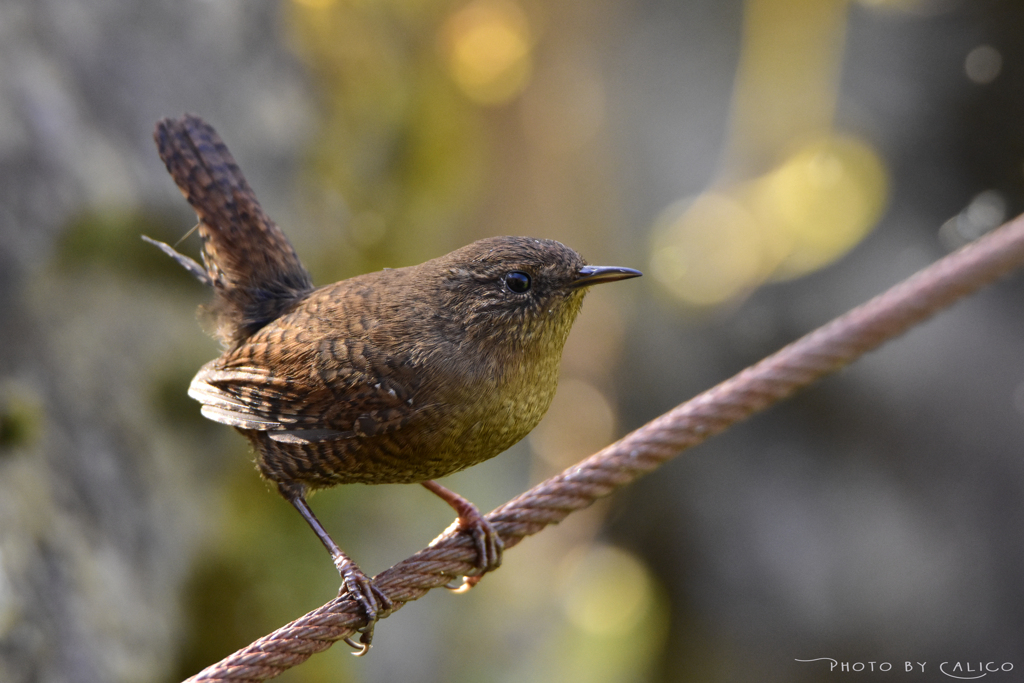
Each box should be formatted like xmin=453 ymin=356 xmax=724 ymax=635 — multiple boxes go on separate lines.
xmin=147 ymin=114 xmax=641 ymax=652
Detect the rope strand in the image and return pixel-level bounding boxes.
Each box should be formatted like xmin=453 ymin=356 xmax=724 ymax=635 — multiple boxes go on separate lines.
xmin=186 ymin=212 xmax=1024 ymax=682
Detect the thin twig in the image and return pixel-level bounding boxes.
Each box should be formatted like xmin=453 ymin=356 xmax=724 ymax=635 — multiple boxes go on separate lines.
xmin=186 ymin=212 xmax=1024 ymax=682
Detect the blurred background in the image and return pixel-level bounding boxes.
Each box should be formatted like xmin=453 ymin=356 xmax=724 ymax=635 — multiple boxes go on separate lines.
xmin=2 ymin=0 xmax=1024 ymax=681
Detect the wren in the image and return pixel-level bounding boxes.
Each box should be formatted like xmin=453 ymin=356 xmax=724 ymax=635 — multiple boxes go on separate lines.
xmin=146 ymin=114 xmax=641 ymax=652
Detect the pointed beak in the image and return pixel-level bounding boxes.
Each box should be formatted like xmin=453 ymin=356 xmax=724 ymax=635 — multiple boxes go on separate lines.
xmin=570 ymin=265 xmax=643 ymax=289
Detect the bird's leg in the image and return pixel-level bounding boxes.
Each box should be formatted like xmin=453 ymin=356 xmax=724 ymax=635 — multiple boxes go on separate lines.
xmin=279 ymin=483 xmax=393 ymax=654
xmin=421 ymin=480 xmax=504 ymax=591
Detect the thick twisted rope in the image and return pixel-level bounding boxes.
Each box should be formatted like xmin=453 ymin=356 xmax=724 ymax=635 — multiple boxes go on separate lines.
xmin=186 ymin=212 xmax=1024 ymax=682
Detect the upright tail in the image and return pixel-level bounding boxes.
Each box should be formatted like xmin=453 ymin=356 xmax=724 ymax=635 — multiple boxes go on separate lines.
xmin=147 ymin=114 xmax=314 ymax=348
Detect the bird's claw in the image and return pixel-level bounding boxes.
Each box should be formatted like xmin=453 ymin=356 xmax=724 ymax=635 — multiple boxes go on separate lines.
xmin=466 ymin=515 xmax=504 ymax=574
xmin=337 ymin=563 xmax=393 ymax=654
xmin=447 ymin=513 xmax=503 ymax=592
xmin=343 ymin=635 xmax=371 ymax=657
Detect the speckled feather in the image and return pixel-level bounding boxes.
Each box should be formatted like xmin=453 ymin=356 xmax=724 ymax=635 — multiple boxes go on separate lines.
xmin=188 ymin=239 xmax=589 ymax=487
xmin=155 ymin=115 xmax=598 ymax=490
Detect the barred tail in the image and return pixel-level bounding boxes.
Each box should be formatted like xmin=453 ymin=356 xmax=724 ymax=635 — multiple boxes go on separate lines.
xmin=149 ymin=114 xmax=314 ymax=347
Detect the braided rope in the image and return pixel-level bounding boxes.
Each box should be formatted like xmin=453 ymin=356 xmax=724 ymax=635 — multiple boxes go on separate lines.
xmin=186 ymin=212 xmax=1024 ymax=682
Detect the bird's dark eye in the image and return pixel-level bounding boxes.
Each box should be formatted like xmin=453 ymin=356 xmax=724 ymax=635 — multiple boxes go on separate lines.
xmin=504 ymin=271 xmax=531 ymax=294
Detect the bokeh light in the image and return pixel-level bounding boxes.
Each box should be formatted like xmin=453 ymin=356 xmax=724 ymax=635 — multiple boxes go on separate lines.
xmin=538 ymin=543 xmax=666 ymax=683
xmin=291 ymin=0 xmax=336 ymax=10
xmin=965 ymin=44 xmax=1003 ymax=85
xmin=650 ymin=135 xmax=887 ymax=305
xmin=530 ymin=379 xmax=617 ymax=469
xmin=651 ymin=0 xmax=888 ymax=308
xmin=441 ymin=0 xmax=534 ymax=106
xmin=754 ymin=135 xmax=888 ymax=280
xmin=938 ymin=190 xmax=1007 ymax=250
xmin=650 ymin=193 xmax=767 ymax=306
xmin=560 ymin=543 xmax=657 ymax=635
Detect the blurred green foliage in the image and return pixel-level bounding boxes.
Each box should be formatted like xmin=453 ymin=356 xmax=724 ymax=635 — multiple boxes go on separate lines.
xmin=0 ymin=395 xmax=40 ymax=452
xmin=287 ymin=0 xmax=488 ymax=281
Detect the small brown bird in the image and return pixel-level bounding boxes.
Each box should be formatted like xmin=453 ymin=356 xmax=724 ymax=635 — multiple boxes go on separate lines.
xmin=147 ymin=115 xmax=640 ymax=651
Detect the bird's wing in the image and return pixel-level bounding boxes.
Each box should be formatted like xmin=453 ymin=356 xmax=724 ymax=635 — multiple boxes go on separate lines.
xmin=188 ymin=353 xmax=427 ymax=443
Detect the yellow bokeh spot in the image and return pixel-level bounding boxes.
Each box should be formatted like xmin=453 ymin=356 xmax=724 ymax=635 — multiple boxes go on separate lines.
xmin=649 ymin=193 xmax=768 ymax=307
xmin=561 ymin=544 xmax=655 ymax=636
xmin=754 ymin=135 xmax=887 ymax=279
xmin=441 ymin=0 xmax=533 ymax=106
xmin=291 ymin=0 xmax=335 ymax=9
xmin=650 ymin=135 xmax=887 ymax=306
xmin=529 ymin=379 xmax=616 ymax=469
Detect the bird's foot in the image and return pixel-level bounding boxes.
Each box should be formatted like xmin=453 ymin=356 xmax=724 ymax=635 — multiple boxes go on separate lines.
xmin=466 ymin=512 xmax=504 ymax=572
xmin=421 ymin=480 xmax=504 ymax=592
xmin=335 ymin=559 xmax=393 ymax=655
xmin=448 ymin=505 xmax=503 ymax=593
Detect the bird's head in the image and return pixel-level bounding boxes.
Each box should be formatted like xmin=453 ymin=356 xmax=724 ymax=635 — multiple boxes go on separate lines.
xmin=429 ymin=236 xmax=641 ymax=351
